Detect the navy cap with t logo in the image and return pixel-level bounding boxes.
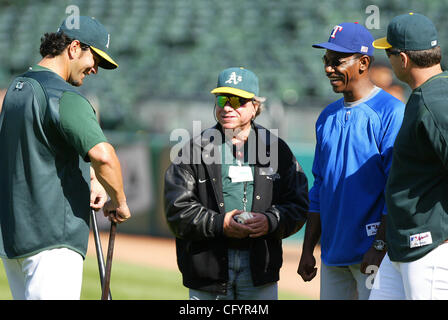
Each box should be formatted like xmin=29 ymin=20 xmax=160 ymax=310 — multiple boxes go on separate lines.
xmin=58 ymin=16 xmax=118 ymax=69
xmin=313 ymin=22 xmax=374 ymax=56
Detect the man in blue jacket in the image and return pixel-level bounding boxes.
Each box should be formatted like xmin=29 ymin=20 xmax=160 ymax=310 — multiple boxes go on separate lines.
xmin=297 ymin=22 xmax=405 ymax=299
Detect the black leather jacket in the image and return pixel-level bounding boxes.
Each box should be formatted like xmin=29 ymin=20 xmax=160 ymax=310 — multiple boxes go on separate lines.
xmin=164 ymin=123 xmax=309 ymax=293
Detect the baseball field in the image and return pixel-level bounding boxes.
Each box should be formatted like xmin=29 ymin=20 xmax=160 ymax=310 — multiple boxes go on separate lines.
xmin=0 ymin=255 xmax=188 ymax=300
xmin=0 ymin=232 xmax=319 ymax=300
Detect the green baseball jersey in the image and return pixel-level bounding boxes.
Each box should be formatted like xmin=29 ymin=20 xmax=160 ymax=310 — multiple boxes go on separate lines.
xmin=0 ymin=65 xmax=107 ymax=259
xmin=385 ymin=71 xmax=448 ymax=262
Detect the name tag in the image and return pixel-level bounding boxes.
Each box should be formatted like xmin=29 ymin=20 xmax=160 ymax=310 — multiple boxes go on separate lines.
xmin=410 ymin=231 xmax=433 ymax=248
xmin=229 ymin=166 xmax=253 ymax=183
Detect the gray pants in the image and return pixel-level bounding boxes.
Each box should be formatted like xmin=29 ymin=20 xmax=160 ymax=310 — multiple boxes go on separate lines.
xmin=320 ymin=262 xmax=371 ymax=300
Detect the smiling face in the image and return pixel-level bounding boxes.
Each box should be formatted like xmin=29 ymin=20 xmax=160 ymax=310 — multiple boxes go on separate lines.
xmin=215 ymin=95 xmax=258 ymax=133
xmin=67 ymin=41 xmax=100 ymax=86
xmin=322 ymin=50 xmax=363 ymax=94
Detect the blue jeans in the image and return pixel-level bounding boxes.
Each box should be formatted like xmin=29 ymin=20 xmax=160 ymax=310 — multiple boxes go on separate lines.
xmin=189 ymin=249 xmax=278 ymax=300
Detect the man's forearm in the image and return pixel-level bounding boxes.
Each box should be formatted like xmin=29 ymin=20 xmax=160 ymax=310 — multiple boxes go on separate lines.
xmin=302 ymin=212 xmax=322 ymax=254
xmin=88 ymin=142 xmax=127 ymax=206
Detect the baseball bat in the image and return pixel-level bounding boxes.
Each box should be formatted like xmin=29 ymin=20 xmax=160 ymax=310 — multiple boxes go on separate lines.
xmin=101 ymin=216 xmax=117 ymax=300
xmin=91 ymin=209 xmax=112 ymax=300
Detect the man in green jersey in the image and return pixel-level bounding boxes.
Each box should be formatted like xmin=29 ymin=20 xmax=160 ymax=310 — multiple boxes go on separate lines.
xmin=370 ymin=13 xmax=448 ymax=299
xmin=0 ymin=16 xmax=131 ymax=299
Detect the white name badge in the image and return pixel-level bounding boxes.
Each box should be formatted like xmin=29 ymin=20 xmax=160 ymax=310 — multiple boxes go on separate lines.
xmin=229 ymin=166 xmax=253 ymax=183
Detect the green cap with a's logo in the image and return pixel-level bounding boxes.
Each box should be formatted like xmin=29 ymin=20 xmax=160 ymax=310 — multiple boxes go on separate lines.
xmin=373 ymin=13 xmax=438 ymax=51
xmin=58 ymin=16 xmax=118 ymax=69
xmin=210 ymin=67 xmax=259 ymax=99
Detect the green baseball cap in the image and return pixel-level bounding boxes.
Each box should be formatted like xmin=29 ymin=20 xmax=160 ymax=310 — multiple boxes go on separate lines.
xmin=210 ymin=67 xmax=259 ymax=99
xmin=58 ymin=16 xmax=118 ymax=69
xmin=373 ymin=13 xmax=438 ymax=51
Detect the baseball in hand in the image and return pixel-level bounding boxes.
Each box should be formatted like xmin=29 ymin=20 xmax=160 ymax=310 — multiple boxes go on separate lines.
xmin=234 ymin=211 xmax=254 ymax=224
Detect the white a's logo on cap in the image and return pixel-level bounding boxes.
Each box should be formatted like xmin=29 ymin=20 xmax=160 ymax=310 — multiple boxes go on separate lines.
xmin=330 ymin=25 xmax=343 ymax=38
xmin=225 ymin=72 xmax=242 ymax=85
xmin=106 ymin=34 xmax=110 ymax=48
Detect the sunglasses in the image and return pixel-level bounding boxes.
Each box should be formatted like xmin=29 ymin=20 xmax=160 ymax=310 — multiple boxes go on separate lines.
xmin=322 ymin=55 xmax=360 ymax=67
xmin=385 ymin=48 xmax=402 ymax=58
xmin=216 ymin=95 xmax=252 ymax=109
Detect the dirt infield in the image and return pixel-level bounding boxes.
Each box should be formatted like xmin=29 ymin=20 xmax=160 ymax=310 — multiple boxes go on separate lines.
xmin=87 ymin=232 xmax=320 ymax=299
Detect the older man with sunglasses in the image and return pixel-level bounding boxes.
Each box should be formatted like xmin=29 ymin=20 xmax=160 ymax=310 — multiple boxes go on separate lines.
xmin=369 ymin=13 xmax=448 ymax=300
xmin=297 ymin=22 xmax=405 ymax=300
xmin=164 ymin=67 xmax=309 ymax=300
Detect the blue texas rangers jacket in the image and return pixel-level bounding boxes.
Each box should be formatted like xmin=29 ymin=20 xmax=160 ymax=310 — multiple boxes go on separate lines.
xmin=309 ymin=88 xmax=405 ymax=266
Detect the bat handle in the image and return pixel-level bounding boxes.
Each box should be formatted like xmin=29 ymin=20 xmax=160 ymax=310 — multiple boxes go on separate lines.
xmin=101 ymin=220 xmax=117 ymax=300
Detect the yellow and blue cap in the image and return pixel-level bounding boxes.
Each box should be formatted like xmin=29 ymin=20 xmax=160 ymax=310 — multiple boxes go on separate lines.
xmin=373 ymin=13 xmax=438 ymax=51
xmin=211 ymin=67 xmax=259 ymax=99
xmin=58 ymin=16 xmax=118 ymax=69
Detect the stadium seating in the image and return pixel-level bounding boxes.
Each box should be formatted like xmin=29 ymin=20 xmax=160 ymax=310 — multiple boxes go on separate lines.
xmin=0 ymin=0 xmax=446 ymax=131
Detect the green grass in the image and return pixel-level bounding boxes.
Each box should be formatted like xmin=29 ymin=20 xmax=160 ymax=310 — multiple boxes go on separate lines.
xmin=80 ymin=257 xmax=189 ymax=299
xmin=0 ymin=257 xmax=309 ymax=300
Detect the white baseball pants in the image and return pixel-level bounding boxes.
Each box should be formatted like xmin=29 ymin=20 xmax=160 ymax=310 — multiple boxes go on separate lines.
xmin=369 ymin=243 xmax=448 ymax=300
xmin=1 ymin=247 xmax=84 ymax=300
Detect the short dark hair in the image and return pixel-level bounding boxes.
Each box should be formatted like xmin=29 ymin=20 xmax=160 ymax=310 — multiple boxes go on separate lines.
xmin=405 ymin=46 xmax=442 ymax=68
xmin=40 ymin=32 xmax=90 ymax=58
